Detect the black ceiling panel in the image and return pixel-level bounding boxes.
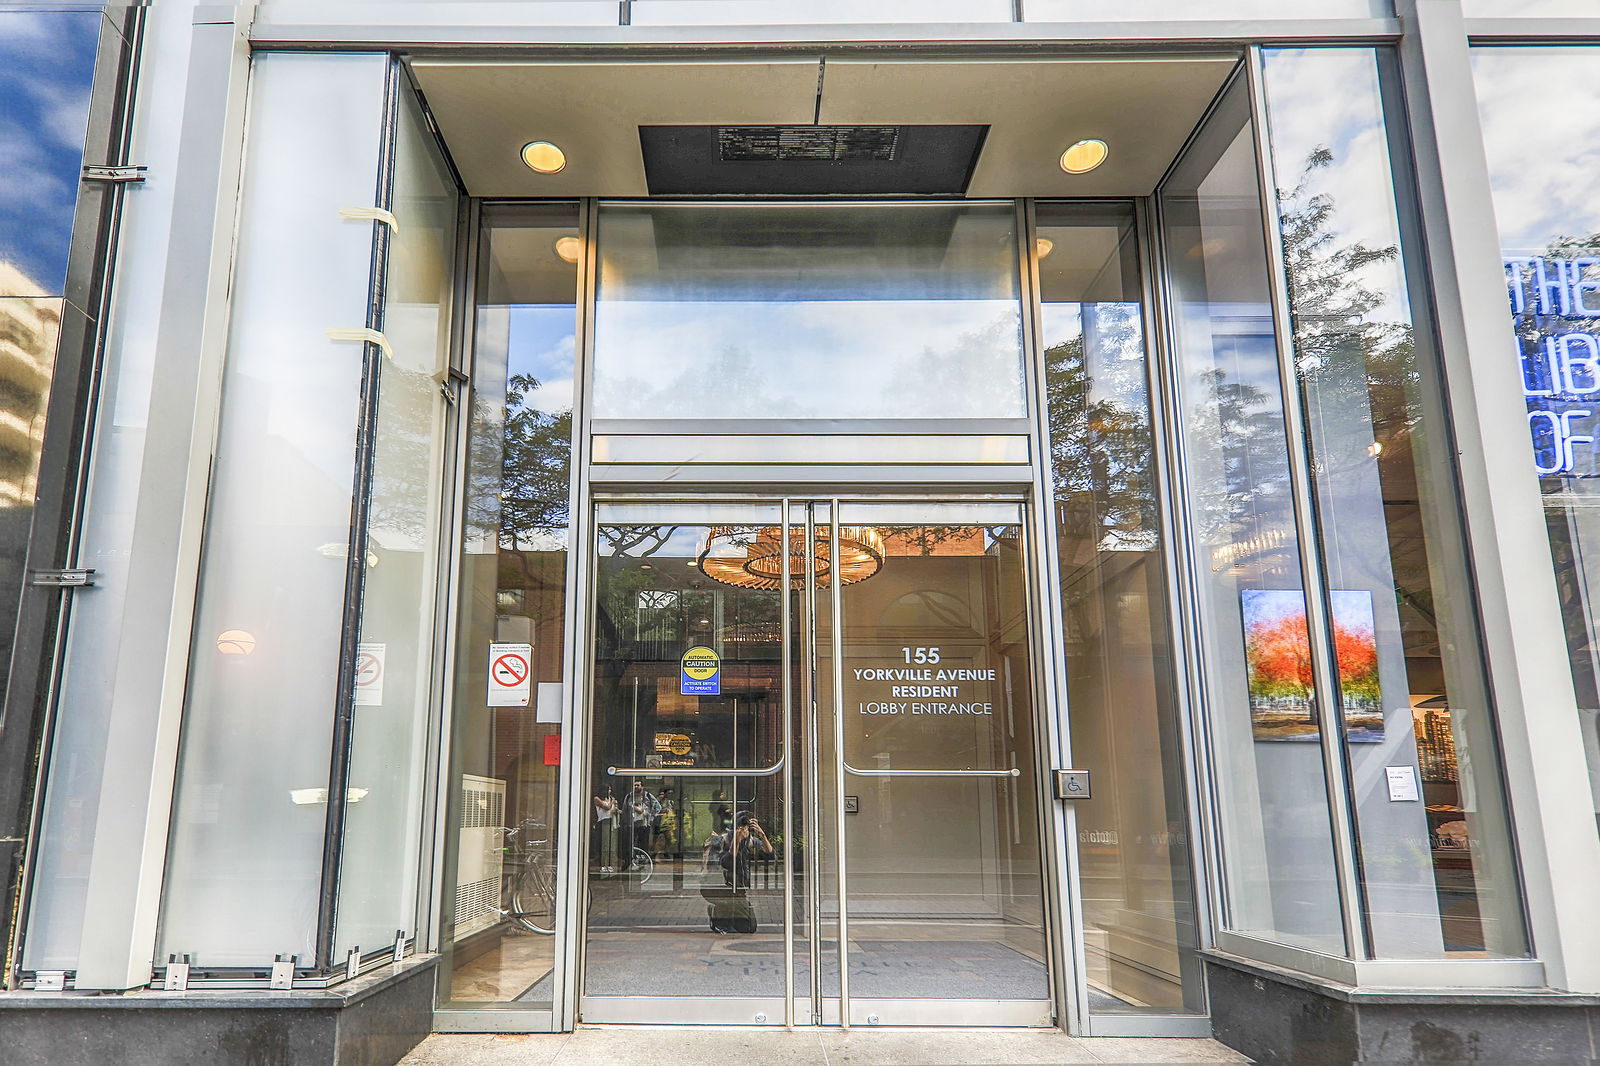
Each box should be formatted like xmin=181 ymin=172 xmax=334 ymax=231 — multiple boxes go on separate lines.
xmin=640 ymin=124 xmax=989 ymax=195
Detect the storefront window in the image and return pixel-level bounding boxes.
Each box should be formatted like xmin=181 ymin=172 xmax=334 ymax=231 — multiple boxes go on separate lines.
xmin=439 ymin=203 xmax=579 ymax=1011
xmin=1160 ymin=76 xmax=1347 ymax=957
xmin=1038 ymin=203 xmax=1201 ymax=1012
xmin=590 ymin=202 xmax=1025 ymax=420
xmin=1260 ymin=47 xmax=1526 ymax=958
xmin=1474 ymin=46 xmax=1600 ymax=838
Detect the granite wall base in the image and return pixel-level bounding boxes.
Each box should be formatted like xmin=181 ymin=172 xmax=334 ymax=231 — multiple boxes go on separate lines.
xmin=0 ymin=954 xmax=437 ymax=1066
xmin=1205 ymin=951 xmax=1600 ymax=1065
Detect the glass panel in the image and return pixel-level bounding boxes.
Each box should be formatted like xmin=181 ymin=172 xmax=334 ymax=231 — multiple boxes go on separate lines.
xmin=1462 ymin=0 xmax=1594 ymax=14
xmin=1159 ymin=76 xmax=1347 ymax=955
xmin=1474 ymin=50 xmax=1600 ymax=829
xmin=632 ymin=1 xmax=1013 ymax=24
xmin=2 ymin=296 xmax=67 ymax=965
xmin=440 ymin=204 xmax=579 ymax=1010
xmin=591 ymin=203 xmax=1025 ymax=420
xmin=157 ymin=53 xmax=390 ymax=967
xmin=1263 ymin=47 xmax=1527 ymax=959
xmin=583 ymin=513 xmax=794 ymax=1002
xmin=16 ymin=12 xmax=156 ymax=975
xmin=1037 ymin=203 xmax=1201 ymax=1012
xmin=0 ymin=9 xmax=98 ymax=298
xmin=827 ymin=511 xmax=1049 ymax=1003
xmin=0 ymin=10 xmax=98 ymax=966
xmin=1026 ymin=0 xmax=1388 ymax=18
xmin=333 ymin=81 xmax=458 ymax=961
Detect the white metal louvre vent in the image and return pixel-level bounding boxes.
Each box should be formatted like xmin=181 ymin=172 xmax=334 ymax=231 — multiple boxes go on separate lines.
xmin=717 ymin=126 xmax=901 ymax=163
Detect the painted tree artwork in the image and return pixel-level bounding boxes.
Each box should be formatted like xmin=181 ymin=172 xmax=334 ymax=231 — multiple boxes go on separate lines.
xmin=1241 ymin=589 xmax=1384 ymax=742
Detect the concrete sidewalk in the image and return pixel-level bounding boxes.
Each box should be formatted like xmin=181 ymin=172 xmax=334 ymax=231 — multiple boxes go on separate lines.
xmin=400 ymin=1028 xmax=1250 ymax=1065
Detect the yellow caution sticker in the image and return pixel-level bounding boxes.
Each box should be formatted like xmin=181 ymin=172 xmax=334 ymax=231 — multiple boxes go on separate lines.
xmin=680 ymin=645 xmax=721 ymax=695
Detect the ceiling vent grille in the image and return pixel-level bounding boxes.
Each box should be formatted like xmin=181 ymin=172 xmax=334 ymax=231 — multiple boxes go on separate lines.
xmin=717 ymin=126 xmax=901 ymax=163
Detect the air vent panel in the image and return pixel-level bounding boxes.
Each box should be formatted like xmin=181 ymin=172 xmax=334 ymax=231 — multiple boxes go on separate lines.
xmin=717 ymin=125 xmax=901 ymax=163
xmin=641 ymin=124 xmax=987 ymax=195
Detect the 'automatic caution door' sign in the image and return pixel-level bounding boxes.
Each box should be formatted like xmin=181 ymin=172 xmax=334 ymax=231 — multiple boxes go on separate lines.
xmin=680 ymin=645 xmax=721 ymax=695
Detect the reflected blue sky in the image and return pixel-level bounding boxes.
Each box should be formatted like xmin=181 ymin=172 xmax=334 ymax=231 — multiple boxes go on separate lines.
xmin=0 ymin=10 xmax=98 ymax=296
xmin=509 ymin=304 xmax=577 ymax=414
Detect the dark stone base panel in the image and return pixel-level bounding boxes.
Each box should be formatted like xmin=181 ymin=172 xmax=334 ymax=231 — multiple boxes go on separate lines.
xmin=1204 ymin=952 xmax=1600 ymax=1065
xmin=0 ymin=955 xmax=437 ymax=1066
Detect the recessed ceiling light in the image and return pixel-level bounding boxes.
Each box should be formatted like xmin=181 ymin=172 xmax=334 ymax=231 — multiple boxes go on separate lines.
xmin=521 ymin=140 xmax=567 ymax=174
xmin=1036 ymin=237 xmax=1055 ymax=259
xmin=553 ymin=235 xmax=581 ymax=263
xmin=1059 ymin=139 xmax=1109 ymax=175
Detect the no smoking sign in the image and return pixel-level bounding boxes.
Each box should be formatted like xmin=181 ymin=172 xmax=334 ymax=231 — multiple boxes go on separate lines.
xmin=488 ymin=642 xmax=533 ymax=707
xmin=353 ymin=642 xmax=385 ymax=706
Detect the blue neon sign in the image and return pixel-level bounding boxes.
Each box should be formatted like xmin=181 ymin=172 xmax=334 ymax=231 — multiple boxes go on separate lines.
xmin=1507 ymin=256 xmax=1600 ymax=476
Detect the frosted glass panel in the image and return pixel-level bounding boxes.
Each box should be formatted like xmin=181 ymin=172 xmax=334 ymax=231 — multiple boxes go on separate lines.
xmin=1463 ymin=0 xmax=1595 ymax=14
xmin=333 ymin=81 xmax=458 ymax=962
xmin=633 ymin=0 xmax=1013 ymax=25
xmin=157 ymin=53 xmax=388 ymax=967
xmin=1026 ymin=0 xmax=1387 ymax=18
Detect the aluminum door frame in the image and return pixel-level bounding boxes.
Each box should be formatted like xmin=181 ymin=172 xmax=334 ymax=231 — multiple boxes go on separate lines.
xmin=577 ymin=496 xmax=1057 ymax=1029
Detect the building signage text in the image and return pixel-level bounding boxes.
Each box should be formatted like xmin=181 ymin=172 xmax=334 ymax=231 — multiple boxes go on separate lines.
xmin=1507 ymin=255 xmax=1600 ymax=476
xmin=855 ymin=648 xmax=994 ymax=716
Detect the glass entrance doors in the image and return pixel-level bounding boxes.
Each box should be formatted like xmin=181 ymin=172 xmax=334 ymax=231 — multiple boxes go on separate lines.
xmin=582 ymin=500 xmax=1053 ymax=1027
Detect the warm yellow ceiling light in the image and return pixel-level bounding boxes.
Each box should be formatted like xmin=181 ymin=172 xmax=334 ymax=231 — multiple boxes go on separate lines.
xmin=1036 ymin=237 xmax=1055 ymax=259
xmin=521 ymin=140 xmax=567 ymax=174
xmin=1059 ymin=138 xmax=1109 ymax=175
xmin=554 ymin=235 xmax=581 ymax=263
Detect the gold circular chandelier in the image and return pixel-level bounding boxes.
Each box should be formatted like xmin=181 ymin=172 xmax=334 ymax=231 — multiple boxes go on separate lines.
xmin=695 ymin=525 xmax=885 ymax=591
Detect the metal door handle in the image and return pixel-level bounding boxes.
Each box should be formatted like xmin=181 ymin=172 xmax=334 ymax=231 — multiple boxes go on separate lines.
xmin=607 ymin=753 xmax=787 ymax=778
xmin=841 ymin=761 xmax=1019 ymax=778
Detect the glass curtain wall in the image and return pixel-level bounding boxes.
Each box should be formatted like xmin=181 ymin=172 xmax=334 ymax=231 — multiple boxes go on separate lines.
xmin=1159 ymin=76 xmax=1348 ymax=956
xmin=7 ymin=6 xmax=120 ymax=973
xmin=1473 ymin=47 xmax=1600 ymax=840
xmin=439 ymin=203 xmax=580 ymax=1010
xmin=1259 ymin=47 xmax=1526 ymax=959
xmin=157 ymin=53 xmax=392 ymax=969
xmin=333 ymin=80 xmax=460 ymax=963
xmin=1037 ymin=203 xmax=1200 ymax=1012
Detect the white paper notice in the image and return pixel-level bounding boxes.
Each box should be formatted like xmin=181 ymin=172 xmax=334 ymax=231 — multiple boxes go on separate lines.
xmin=1385 ymin=765 xmax=1420 ymax=802
xmin=354 ymin=642 xmax=385 ymax=706
xmin=487 ymin=642 xmax=533 ymax=707
xmin=535 ymin=682 xmax=564 ymax=724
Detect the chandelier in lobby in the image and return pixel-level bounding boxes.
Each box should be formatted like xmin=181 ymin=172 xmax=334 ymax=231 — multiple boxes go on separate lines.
xmin=694 ymin=525 xmax=885 ymax=590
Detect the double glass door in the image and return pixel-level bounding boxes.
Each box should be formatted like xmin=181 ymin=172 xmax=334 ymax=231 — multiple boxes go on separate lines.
xmin=583 ymin=499 xmax=1054 ymax=1027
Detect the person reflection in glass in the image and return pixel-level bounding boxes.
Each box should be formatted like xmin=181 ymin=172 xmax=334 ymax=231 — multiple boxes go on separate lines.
xmin=620 ymin=780 xmax=660 ymax=872
xmin=721 ymin=811 xmax=773 ymax=890
xmin=591 ymin=784 xmax=617 ymax=873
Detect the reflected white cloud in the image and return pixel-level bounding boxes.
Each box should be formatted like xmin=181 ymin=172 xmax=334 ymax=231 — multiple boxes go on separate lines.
xmin=1473 ymin=48 xmax=1600 ymax=254
xmin=592 ymin=299 xmax=1024 ymax=419
xmin=1261 ymin=49 xmax=1412 ymax=323
xmin=0 ymin=10 xmax=97 ymax=295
